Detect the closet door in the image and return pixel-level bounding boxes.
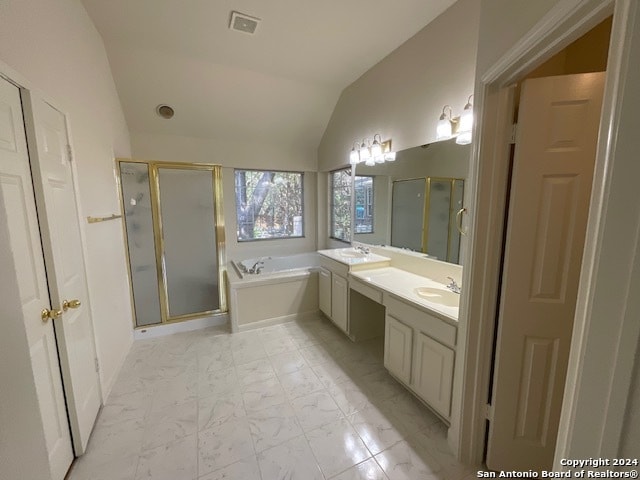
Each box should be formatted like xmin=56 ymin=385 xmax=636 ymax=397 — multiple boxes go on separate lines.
xmin=1 ymin=79 xmax=73 ymax=478
xmin=24 ymin=91 xmax=101 ymax=454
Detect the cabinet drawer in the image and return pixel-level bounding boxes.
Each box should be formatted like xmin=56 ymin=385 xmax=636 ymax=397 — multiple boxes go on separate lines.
xmin=385 ymin=295 xmax=456 ymax=348
xmin=349 ymin=278 xmax=383 ymax=304
xmin=319 ymin=255 xmax=349 ymax=277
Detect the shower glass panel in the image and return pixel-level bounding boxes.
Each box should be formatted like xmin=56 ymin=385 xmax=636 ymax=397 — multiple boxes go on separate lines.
xmin=120 ymin=162 xmax=162 ymax=326
xmin=157 ymin=168 xmax=220 ymax=318
xmin=449 ymin=179 xmax=465 ymax=263
xmin=391 ymin=178 xmax=426 ymax=251
xmin=426 ymin=179 xmax=452 ymax=262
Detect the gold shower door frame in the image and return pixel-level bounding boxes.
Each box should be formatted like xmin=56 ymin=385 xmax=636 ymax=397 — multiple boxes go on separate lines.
xmin=117 ymin=159 xmax=227 ymax=328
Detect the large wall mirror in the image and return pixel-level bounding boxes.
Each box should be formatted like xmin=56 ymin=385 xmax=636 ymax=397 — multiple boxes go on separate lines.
xmin=353 ymin=138 xmax=470 ymax=265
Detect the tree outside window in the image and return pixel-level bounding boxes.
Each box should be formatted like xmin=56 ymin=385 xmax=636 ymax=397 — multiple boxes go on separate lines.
xmin=331 ymin=169 xmax=375 ymax=241
xmin=235 ymin=170 xmax=304 ymax=241
xmin=330 ymin=168 xmax=351 ymax=242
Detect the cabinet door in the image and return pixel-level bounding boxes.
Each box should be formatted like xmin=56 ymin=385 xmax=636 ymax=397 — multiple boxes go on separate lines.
xmin=412 ymin=332 xmax=454 ymax=418
xmin=331 ymin=274 xmax=348 ymax=332
xmin=318 ymin=267 xmax=332 ymax=317
xmin=384 ymin=315 xmax=413 ymax=384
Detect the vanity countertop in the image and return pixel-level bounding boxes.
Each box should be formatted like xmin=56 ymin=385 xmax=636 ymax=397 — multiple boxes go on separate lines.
xmin=350 ymin=267 xmax=459 ymax=322
xmin=318 ymin=248 xmax=391 ymax=267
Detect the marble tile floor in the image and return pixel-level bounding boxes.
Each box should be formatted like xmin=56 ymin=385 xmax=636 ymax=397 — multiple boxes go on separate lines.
xmin=67 ymin=314 xmax=477 ymax=480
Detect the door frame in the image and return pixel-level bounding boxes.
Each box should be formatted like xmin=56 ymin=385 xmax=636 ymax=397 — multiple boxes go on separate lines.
xmin=454 ymin=0 xmax=640 ymax=467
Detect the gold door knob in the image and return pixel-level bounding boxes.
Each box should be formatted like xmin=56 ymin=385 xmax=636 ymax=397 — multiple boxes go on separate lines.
xmin=62 ymin=299 xmax=82 ymax=311
xmin=41 ymin=308 xmax=63 ymax=322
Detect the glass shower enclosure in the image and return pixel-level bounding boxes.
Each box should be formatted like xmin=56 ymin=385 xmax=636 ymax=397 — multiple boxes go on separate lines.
xmin=117 ymin=160 xmax=226 ymax=328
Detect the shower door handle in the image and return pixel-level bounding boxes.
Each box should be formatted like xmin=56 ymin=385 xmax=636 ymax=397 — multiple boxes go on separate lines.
xmin=456 ymin=207 xmax=467 ymax=236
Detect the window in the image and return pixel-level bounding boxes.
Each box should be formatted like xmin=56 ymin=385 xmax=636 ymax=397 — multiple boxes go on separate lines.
xmin=235 ymin=170 xmax=304 ymax=241
xmin=330 ymin=168 xmax=351 ymax=241
xmin=330 ymin=169 xmax=375 ymax=241
xmin=354 ymin=176 xmax=374 ymax=234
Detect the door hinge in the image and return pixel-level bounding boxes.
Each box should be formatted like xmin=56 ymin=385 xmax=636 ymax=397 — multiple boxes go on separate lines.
xmin=67 ymin=144 xmax=73 ymax=162
xmin=484 ymin=403 xmax=494 ymax=421
xmin=509 ymin=123 xmax=518 ymax=144
xmin=95 ymin=358 xmax=100 ymax=373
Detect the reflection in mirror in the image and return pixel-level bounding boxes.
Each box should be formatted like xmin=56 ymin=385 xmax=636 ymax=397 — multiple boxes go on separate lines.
xmin=354 ymin=138 xmax=470 ymax=264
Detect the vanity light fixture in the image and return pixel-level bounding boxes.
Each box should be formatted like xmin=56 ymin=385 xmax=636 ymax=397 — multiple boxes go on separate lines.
xmin=456 ymin=95 xmax=474 ymax=145
xmin=348 ymin=135 xmax=395 ymax=165
xmin=436 ymin=105 xmax=457 ymax=141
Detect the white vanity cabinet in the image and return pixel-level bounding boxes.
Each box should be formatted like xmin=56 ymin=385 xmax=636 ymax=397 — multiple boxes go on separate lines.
xmin=384 ymin=295 xmax=457 ymax=420
xmin=318 ymin=267 xmax=332 ymax=317
xmin=331 ymin=274 xmax=349 ymax=332
xmin=412 ymin=331 xmax=455 ymax=418
xmin=318 ymin=256 xmax=350 ymax=333
xmin=384 ymin=315 xmax=413 ymax=384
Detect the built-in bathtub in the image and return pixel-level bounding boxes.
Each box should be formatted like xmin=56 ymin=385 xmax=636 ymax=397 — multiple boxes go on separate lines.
xmin=227 ymin=253 xmax=320 ymax=332
xmin=232 ymin=252 xmax=320 ymax=279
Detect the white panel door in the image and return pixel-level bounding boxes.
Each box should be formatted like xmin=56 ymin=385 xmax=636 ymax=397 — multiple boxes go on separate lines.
xmin=0 ymin=79 xmax=73 ymax=478
xmin=384 ymin=315 xmax=413 ymax=385
xmin=318 ymin=267 xmax=331 ymax=317
xmin=331 ymin=274 xmax=348 ymax=333
xmin=487 ymin=73 xmax=605 ymax=471
xmin=23 ymin=92 xmax=101 ymax=454
xmin=412 ymin=332 xmax=454 ymax=419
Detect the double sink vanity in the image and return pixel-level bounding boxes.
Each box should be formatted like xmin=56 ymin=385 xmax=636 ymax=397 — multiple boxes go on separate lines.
xmin=317 ymin=246 xmax=460 ymax=423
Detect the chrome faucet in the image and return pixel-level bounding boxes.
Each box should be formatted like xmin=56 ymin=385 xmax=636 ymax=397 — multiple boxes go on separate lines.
xmin=354 ymin=245 xmax=370 ymax=254
xmin=248 ymin=260 xmax=265 ymax=274
xmin=446 ymin=276 xmax=461 ymax=294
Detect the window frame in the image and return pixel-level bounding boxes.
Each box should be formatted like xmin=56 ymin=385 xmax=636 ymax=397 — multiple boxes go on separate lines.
xmin=329 ymin=167 xmax=352 ymax=243
xmin=234 ymin=168 xmax=305 ymax=242
xmin=354 ymin=175 xmax=375 ymax=234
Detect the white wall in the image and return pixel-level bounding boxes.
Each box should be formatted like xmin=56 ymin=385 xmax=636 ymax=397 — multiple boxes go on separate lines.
xmin=0 ymin=0 xmax=134 ymax=397
xmin=317 ymin=0 xmax=480 ymax=173
xmin=317 ymin=0 xmax=480 ymax=248
xmin=131 ymin=132 xmax=318 ymax=261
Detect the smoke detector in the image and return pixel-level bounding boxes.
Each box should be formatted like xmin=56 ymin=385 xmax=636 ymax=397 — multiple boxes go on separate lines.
xmin=229 ymin=11 xmax=260 ymax=35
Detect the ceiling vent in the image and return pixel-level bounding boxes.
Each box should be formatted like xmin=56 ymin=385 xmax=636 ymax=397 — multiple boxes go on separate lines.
xmin=229 ymin=11 xmax=260 ymax=35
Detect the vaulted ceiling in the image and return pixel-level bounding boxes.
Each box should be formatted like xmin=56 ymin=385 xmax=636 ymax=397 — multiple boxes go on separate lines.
xmin=82 ymin=0 xmax=457 ymax=151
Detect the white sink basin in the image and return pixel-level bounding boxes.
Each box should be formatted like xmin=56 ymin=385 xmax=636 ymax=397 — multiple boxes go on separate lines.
xmin=414 ymin=287 xmax=459 ymax=307
xmin=338 ymin=249 xmax=367 ymax=258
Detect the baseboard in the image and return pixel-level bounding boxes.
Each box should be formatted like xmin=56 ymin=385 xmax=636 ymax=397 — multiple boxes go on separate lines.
xmin=237 ymin=310 xmax=321 ymax=332
xmin=133 ymin=314 xmax=229 ymax=340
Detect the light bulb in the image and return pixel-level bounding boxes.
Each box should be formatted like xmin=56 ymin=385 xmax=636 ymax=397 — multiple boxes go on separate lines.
xmin=365 ymin=157 xmax=375 ymax=167
xmin=436 ymin=118 xmax=452 ymax=141
xmin=370 ymin=138 xmax=382 ymax=158
xmin=384 ymin=151 xmax=396 ymax=162
xmin=458 ymin=107 xmax=473 ymax=134
xmin=359 ymin=141 xmax=371 ymax=160
xmin=349 ymin=148 xmax=360 ymax=165
xmin=456 ymin=96 xmax=473 ymax=145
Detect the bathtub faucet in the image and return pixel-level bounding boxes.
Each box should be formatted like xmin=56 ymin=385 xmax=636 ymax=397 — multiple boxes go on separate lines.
xmin=248 ymin=260 xmax=265 ymax=274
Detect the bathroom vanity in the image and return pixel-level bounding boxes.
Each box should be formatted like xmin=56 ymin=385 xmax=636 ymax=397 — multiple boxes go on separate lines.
xmin=318 ymin=247 xmax=460 ymax=423
xmin=317 ymin=248 xmax=390 ymax=333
